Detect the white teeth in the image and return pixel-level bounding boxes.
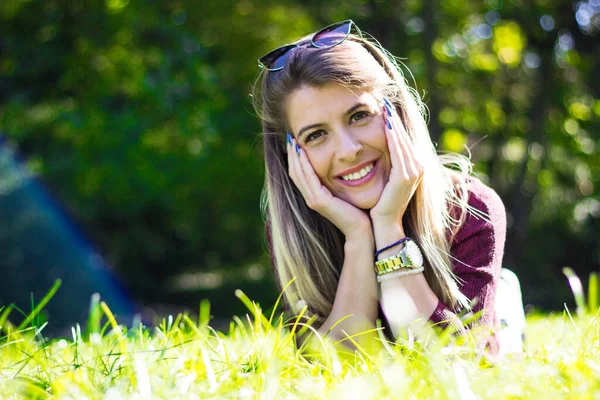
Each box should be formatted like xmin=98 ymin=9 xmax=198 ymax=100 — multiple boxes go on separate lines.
xmin=342 ymin=163 xmax=374 ymax=181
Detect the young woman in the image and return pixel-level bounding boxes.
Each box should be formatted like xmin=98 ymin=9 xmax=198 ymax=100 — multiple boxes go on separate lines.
xmin=252 ymin=20 xmax=508 ymax=354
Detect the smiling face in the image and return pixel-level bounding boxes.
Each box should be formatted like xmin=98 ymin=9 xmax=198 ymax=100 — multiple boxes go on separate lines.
xmin=286 ymin=83 xmax=392 ymax=210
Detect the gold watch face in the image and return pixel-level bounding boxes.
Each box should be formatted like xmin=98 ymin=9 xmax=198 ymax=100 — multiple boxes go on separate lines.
xmin=406 ymin=240 xmax=423 ymax=268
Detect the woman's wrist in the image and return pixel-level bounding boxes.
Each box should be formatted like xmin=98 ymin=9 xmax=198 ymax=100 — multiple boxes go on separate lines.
xmin=344 ymin=227 xmax=375 ymax=254
xmin=372 ymin=222 xmax=406 ymax=260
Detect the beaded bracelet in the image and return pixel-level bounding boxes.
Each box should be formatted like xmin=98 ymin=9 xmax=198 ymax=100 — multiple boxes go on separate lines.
xmin=377 ymin=266 xmax=424 ymax=283
xmin=374 ymin=236 xmax=411 ymax=259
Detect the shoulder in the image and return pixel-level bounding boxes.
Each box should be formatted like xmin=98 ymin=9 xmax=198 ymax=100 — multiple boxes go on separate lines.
xmin=463 ymin=176 xmax=505 ymax=222
xmin=450 ymin=176 xmax=507 ymax=265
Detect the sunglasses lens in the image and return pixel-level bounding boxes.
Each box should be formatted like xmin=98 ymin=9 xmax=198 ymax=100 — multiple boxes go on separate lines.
xmin=259 ymin=20 xmax=354 ymax=71
xmin=312 ymin=21 xmax=352 ymax=47
xmin=259 ymin=44 xmax=297 ymax=71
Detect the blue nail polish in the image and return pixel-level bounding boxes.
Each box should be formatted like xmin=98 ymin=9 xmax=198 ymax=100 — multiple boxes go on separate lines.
xmin=383 ymin=97 xmax=391 ymax=107
xmin=286 ymin=132 xmax=292 ymax=146
xmin=295 ymin=143 xmax=300 ymax=155
xmin=385 ymin=103 xmax=392 ymax=117
xmin=386 ymin=117 xmax=392 ymax=130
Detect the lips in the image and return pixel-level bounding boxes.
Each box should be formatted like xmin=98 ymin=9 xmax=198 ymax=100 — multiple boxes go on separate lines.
xmin=336 ymin=159 xmax=378 ymax=180
xmin=335 ymin=159 xmax=379 ymax=187
xmin=340 ymin=162 xmax=374 ymax=181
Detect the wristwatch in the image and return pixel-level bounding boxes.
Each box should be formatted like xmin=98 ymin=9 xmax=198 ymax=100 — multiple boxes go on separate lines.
xmin=375 ymin=238 xmax=424 ymax=276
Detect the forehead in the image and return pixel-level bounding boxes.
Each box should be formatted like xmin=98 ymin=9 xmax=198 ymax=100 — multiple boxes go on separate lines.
xmin=286 ymin=83 xmax=377 ymax=131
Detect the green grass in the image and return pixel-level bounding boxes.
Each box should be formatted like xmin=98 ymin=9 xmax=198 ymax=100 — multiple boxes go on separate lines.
xmin=0 ymin=280 xmax=598 ymax=399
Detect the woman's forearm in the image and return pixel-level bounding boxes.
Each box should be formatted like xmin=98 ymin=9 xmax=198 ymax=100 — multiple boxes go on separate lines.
xmin=373 ymin=222 xmax=439 ymax=339
xmin=317 ymin=230 xmax=379 ymax=346
xmin=379 ymin=273 xmax=439 ymax=338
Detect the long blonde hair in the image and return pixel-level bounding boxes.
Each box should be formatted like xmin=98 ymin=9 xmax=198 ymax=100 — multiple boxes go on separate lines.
xmin=252 ymin=29 xmax=479 ymax=325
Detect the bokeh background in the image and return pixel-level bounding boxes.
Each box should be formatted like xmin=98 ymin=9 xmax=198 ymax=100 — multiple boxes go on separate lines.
xmin=0 ymin=0 xmax=598 ymax=334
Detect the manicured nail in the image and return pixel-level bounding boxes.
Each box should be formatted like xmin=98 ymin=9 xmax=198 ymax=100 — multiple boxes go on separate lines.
xmin=295 ymin=143 xmax=300 ymax=155
xmin=384 ymin=103 xmax=392 ymax=117
xmin=386 ymin=117 xmax=392 ymax=130
xmin=286 ymin=132 xmax=292 ymax=146
xmin=383 ymin=97 xmax=392 ymax=108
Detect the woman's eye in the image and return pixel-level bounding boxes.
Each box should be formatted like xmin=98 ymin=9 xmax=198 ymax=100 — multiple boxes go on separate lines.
xmin=305 ymin=130 xmax=325 ymax=143
xmin=350 ymin=111 xmax=371 ymax=123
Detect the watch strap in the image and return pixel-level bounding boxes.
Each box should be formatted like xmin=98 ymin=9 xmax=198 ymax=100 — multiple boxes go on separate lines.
xmin=375 ymin=250 xmax=419 ymax=276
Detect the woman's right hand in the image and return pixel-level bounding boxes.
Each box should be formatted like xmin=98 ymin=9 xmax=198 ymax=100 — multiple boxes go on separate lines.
xmin=287 ymin=137 xmax=372 ymax=239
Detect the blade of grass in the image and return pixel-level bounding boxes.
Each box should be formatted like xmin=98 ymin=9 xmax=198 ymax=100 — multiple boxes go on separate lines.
xmin=562 ymin=267 xmax=586 ymax=317
xmin=336 ymin=328 xmax=374 ymax=362
xmin=30 ymin=293 xmax=37 ymax=329
xmin=295 ymin=322 xmax=331 ymax=362
xmin=6 ymin=377 xmax=51 ymax=399
xmin=289 ymin=305 xmax=308 ymax=339
xmin=17 ymin=279 xmax=61 ymax=332
xmin=294 ymin=313 xmax=318 ymax=338
xmin=199 ymin=340 xmax=217 ymax=392
xmin=235 ymin=289 xmax=271 ymax=329
xmin=334 ymin=326 xmax=384 ymax=355
xmin=86 ymin=293 xmax=102 ymax=337
xmin=268 ymin=277 xmax=296 ymax=326
xmin=376 ymin=319 xmax=396 ymax=356
xmin=99 ymin=302 xmax=129 ymax=368
xmin=562 ymin=303 xmax=581 ymax=335
xmin=0 ymin=304 xmax=14 ymax=333
xmin=588 ymin=272 xmax=598 ymax=313
xmin=232 ymin=315 xmax=248 ymax=340
xmin=324 ymin=314 xmax=354 ymax=338
xmin=199 ymin=299 xmax=211 ymax=330
xmin=183 ymin=314 xmax=200 ymax=335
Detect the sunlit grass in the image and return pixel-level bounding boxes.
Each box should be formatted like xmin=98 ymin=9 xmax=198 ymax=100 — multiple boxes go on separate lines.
xmin=0 ymin=279 xmax=598 ymax=399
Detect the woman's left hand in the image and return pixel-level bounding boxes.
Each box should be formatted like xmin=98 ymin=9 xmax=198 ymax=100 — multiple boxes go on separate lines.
xmin=370 ymin=99 xmax=424 ymax=229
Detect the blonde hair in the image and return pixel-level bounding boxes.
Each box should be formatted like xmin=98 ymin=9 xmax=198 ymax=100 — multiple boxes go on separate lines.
xmin=252 ymin=30 xmax=480 ymax=325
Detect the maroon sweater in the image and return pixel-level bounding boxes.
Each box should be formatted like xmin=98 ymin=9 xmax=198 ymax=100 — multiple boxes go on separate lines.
xmin=267 ymin=177 xmax=506 ymax=351
xmin=425 ymin=177 xmax=506 ymax=352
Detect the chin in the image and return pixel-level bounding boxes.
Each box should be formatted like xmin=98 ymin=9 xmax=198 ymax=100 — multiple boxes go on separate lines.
xmin=345 ymin=194 xmax=381 ymax=211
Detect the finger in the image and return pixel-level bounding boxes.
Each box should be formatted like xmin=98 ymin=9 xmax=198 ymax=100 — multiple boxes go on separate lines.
xmin=287 ymin=137 xmax=309 ymax=194
xmin=387 ymin=105 xmax=420 ymax=166
xmin=386 ymin=102 xmax=421 ymax=176
xmin=292 ymin=141 xmax=332 ymax=212
xmin=394 ymin=120 xmax=422 ymax=177
xmin=286 ymin=135 xmax=299 ymax=183
xmin=292 ymin=139 xmax=326 ymax=210
xmin=385 ymin=101 xmax=412 ymax=151
xmin=393 ymin=117 xmax=419 ymax=169
xmin=289 ymin=139 xmax=310 ymax=191
xmin=383 ymin=105 xmax=408 ymax=177
xmin=297 ymin=145 xmax=324 ymax=200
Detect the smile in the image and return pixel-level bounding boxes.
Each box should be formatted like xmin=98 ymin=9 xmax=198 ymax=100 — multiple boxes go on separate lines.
xmin=341 ymin=162 xmax=374 ymax=181
xmin=336 ymin=160 xmax=378 ymax=187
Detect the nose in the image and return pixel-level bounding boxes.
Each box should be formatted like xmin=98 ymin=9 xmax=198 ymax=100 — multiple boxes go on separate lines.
xmin=335 ymin=130 xmax=363 ymax=163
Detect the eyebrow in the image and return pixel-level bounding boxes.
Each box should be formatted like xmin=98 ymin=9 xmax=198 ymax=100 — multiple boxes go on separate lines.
xmin=297 ymin=102 xmax=369 ymax=140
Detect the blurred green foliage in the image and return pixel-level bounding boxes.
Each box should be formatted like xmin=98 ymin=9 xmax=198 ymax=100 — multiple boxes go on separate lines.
xmin=0 ymin=0 xmax=598 ymax=318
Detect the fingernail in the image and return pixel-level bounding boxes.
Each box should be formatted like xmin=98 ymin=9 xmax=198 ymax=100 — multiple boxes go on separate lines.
xmin=384 ymin=103 xmax=392 ymax=117
xmin=386 ymin=117 xmax=392 ymax=130
xmin=286 ymin=132 xmax=292 ymax=146
xmin=383 ymin=97 xmax=392 ymax=107
xmin=295 ymin=143 xmax=301 ymax=155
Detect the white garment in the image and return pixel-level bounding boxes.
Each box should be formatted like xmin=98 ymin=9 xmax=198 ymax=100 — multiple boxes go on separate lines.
xmin=495 ymin=268 xmax=526 ymax=356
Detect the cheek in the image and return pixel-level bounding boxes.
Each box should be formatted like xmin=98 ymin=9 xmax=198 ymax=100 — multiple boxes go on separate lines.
xmin=370 ymin=120 xmax=390 ymax=154
xmin=305 ymin=149 xmax=331 ymax=184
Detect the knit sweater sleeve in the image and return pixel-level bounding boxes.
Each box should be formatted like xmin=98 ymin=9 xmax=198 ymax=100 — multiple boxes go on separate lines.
xmin=428 ymin=178 xmax=506 ymax=351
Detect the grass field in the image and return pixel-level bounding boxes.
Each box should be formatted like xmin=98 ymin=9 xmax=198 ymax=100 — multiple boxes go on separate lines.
xmin=0 ymin=276 xmax=598 ymax=399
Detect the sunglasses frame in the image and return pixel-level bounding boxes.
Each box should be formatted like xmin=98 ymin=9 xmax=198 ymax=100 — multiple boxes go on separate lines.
xmin=258 ymin=20 xmax=356 ymax=72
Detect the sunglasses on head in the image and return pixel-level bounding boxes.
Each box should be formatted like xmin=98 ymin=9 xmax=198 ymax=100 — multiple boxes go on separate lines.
xmin=258 ymin=20 xmax=356 ymax=72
